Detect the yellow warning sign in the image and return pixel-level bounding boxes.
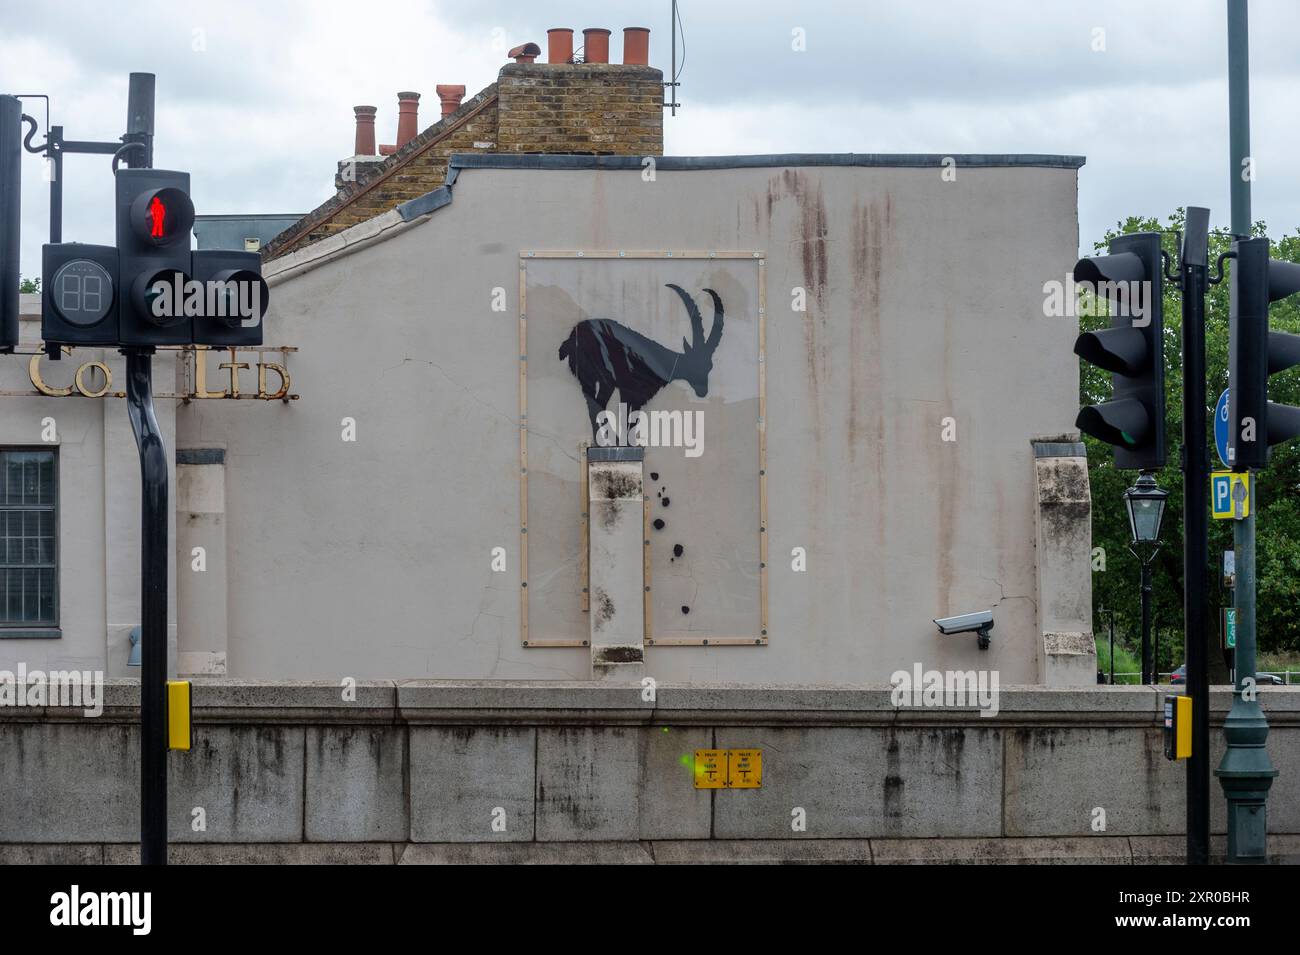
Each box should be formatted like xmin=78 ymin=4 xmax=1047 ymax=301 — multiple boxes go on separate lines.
xmin=694 ymin=749 xmax=764 ymax=789
xmin=694 ymin=749 xmax=725 ymax=789
xmin=728 ymin=749 xmax=763 ymax=788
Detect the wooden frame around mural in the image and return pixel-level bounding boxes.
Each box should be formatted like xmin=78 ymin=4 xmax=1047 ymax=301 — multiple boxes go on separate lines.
xmin=518 ymin=250 xmax=768 ymax=648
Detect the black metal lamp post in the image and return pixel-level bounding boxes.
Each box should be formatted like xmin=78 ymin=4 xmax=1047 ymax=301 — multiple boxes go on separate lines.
xmin=1124 ymin=471 xmax=1168 ymax=685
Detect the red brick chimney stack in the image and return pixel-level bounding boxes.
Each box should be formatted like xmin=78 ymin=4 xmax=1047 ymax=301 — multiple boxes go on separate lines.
xmin=319 ymin=26 xmax=662 ymax=228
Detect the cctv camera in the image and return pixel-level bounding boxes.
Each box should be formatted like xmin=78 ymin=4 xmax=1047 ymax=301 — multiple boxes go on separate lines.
xmin=933 ymin=610 xmax=994 ymax=649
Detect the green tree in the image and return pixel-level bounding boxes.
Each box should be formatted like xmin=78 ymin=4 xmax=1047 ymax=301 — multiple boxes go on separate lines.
xmin=1084 ymin=212 xmax=1300 ymax=670
xmin=18 ymin=276 xmax=39 ymax=294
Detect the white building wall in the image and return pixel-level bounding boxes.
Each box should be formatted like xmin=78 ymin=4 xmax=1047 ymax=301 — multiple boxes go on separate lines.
xmin=177 ymin=159 xmax=1084 ymax=683
xmin=0 ymin=309 xmax=177 ymax=678
xmin=0 ymin=159 xmax=1086 ymax=685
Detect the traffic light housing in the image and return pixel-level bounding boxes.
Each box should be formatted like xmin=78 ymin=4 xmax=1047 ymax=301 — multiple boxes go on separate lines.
xmin=191 ymin=249 xmax=267 ymax=347
xmin=1072 ymin=232 xmax=1166 ymax=470
xmin=41 ymin=243 xmax=120 ymax=346
xmin=1227 ymin=236 xmax=1300 ymax=471
xmin=115 ymin=168 xmax=195 ymax=346
xmin=38 ymin=165 xmax=268 ymax=351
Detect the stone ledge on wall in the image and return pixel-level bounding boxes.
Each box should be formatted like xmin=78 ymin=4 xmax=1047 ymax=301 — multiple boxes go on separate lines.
xmin=9 ymin=681 xmax=1300 ymax=725
xmin=3 ymin=835 xmax=1298 ymax=865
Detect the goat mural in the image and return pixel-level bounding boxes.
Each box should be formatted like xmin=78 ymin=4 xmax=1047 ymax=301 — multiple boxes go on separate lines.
xmin=558 ymin=283 xmax=724 ymax=441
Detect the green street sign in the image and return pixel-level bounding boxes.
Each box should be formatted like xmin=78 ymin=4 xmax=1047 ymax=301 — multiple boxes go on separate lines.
xmin=1224 ymin=607 xmax=1238 ymax=649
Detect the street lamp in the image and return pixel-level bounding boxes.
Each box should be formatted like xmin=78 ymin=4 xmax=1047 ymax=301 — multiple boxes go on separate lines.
xmin=1124 ymin=471 xmax=1168 ymax=684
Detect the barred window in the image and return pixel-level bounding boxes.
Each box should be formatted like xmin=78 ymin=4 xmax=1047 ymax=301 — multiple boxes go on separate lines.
xmin=0 ymin=450 xmax=57 ymax=628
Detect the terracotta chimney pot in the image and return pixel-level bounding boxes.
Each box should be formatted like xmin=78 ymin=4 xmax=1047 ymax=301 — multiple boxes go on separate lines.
xmin=582 ymin=28 xmax=611 ymax=64
xmin=395 ymin=91 xmax=420 ymax=148
xmin=508 ymin=42 xmax=541 ymax=64
xmin=353 ymin=105 xmax=377 ymax=156
xmin=547 ymin=28 xmax=573 ymax=64
xmin=435 ymin=84 xmax=467 ymax=118
xmin=623 ymin=27 xmax=650 ymax=65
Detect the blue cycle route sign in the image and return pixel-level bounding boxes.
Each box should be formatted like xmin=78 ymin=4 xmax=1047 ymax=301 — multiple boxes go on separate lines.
xmin=1215 ymin=388 xmax=1232 ymax=469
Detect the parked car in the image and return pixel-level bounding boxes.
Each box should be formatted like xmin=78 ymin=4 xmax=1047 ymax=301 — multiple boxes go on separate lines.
xmin=1169 ymin=664 xmax=1282 ymax=685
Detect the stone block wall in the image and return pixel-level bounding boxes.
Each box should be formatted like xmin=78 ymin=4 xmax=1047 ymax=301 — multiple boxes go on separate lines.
xmin=2 ymin=682 xmax=1298 ymax=863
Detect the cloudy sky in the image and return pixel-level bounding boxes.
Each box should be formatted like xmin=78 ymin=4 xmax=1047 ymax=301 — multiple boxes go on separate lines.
xmin=5 ymin=0 xmax=1300 ymax=278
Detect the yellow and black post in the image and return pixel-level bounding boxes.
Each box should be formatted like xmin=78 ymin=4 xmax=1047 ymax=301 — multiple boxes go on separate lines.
xmin=167 ymin=681 xmax=192 ymax=752
xmin=1165 ymin=694 xmax=1193 ymax=762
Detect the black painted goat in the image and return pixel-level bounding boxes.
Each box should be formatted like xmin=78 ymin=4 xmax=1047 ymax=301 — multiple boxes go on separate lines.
xmin=558 ymin=283 xmax=724 ymax=441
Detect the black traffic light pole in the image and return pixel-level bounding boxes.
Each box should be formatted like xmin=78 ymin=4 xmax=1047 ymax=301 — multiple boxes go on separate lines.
xmin=117 ymin=73 xmax=168 ymax=866
xmin=126 ymin=349 xmax=167 ymax=865
xmin=1179 ymin=207 xmax=1211 ymax=866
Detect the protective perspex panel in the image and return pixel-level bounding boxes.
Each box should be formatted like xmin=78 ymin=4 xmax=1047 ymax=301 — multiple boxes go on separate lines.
xmin=520 ymin=252 xmax=766 ymax=646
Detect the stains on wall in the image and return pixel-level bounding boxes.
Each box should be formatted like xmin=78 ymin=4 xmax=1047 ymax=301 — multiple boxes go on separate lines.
xmin=592 ymin=589 xmax=615 ymax=632
xmin=767 ymin=170 xmax=830 ymax=436
xmin=590 ymin=465 xmax=643 ymax=532
xmin=591 ymin=468 xmax=641 ymax=499
xmin=850 ymin=196 xmax=894 ymax=595
xmin=592 ymin=644 xmax=642 ymax=664
xmin=931 ymin=312 xmax=958 ymax=618
xmin=883 ymin=731 xmax=905 ymax=821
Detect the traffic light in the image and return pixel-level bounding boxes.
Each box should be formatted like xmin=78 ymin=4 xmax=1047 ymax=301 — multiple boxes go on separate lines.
xmin=115 ymin=168 xmax=195 ymax=346
xmin=41 ymin=243 xmax=119 ymax=346
xmin=40 ymin=164 xmax=268 ymax=351
xmin=1 ymin=94 xmax=21 ymax=352
xmin=1227 ymin=236 xmax=1300 ymax=470
xmin=1072 ymin=232 xmax=1166 ymax=469
xmin=191 ymin=249 xmax=267 ymax=347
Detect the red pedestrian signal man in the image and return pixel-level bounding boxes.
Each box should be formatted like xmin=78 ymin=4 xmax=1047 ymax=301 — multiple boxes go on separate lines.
xmin=148 ymin=196 xmax=166 ymax=239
